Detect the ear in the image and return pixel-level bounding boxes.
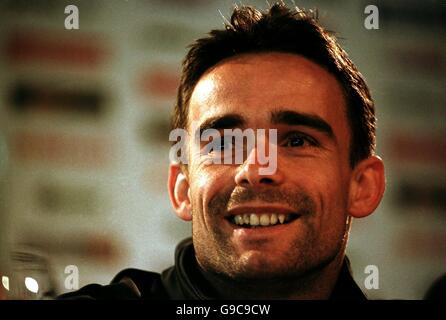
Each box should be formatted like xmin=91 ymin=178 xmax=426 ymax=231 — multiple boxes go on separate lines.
xmin=167 ymin=163 xmax=192 ymax=221
xmin=348 ymin=155 xmax=386 ymax=218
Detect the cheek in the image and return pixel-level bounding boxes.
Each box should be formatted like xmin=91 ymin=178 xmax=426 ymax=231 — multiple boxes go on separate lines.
xmin=287 ymin=160 xmax=349 ymax=222
xmin=314 ymin=171 xmax=350 ymax=242
xmin=317 ymin=167 xmax=349 ymax=212
xmin=190 ymin=165 xmax=234 ymax=210
xmin=190 ymin=166 xmax=235 ymax=240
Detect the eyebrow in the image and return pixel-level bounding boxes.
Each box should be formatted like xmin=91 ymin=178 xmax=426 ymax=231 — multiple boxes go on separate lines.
xmin=198 ymin=114 xmax=246 ymax=136
xmin=271 ymin=109 xmax=334 ymax=138
xmin=197 ymin=109 xmax=335 ymax=139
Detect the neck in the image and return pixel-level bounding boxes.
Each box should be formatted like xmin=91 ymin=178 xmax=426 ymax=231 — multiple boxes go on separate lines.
xmin=198 ymin=252 xmax=345 ymax=300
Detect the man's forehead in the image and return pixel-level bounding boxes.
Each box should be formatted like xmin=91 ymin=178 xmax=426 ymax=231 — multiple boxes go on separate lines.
xmin=188 ymin=52 xmax=347 ymax=129
xmin=191 ymin=53 xmax=326 ymax=99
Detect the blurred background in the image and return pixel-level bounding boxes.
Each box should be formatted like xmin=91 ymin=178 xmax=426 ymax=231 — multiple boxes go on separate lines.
xmin=0 ymin=0 xmax=444 ymax=300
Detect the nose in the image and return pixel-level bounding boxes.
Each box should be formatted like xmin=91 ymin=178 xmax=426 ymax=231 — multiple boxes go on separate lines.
xmin=234 ymin=145 xmax=283 ymax=188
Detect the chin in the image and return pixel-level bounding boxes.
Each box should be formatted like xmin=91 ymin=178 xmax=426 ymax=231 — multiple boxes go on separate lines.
xmin=233 ymin=251 xmax=298 ymax=279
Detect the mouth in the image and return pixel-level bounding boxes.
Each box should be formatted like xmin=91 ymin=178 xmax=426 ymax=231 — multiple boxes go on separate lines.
xmin=226 ymin=212 xmax=300 ymax=228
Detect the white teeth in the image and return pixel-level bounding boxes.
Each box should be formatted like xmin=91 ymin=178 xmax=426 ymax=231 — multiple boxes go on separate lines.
xmin=234 ymin=215 xmax=244 ymax=225
xmin=270 ymin=213 xmax=278 ymax=225
xmin=278 ymin=214 xmax=285 ymax=224
xmin=232 ymin=213 xmax=291 ymax=227
xmin=250 ymin=213 xmax=259 ymax=226
xmin=260 ymin=214 xmax=270 ymax=226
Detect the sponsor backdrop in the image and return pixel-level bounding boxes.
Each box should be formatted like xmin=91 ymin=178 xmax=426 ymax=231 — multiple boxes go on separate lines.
xmin=0 ymin=0 xmax=444 ymax=299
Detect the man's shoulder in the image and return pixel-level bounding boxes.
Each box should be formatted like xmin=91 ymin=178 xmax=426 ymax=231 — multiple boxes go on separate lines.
xmin=57 ymin=268 xmax=170 ymax=300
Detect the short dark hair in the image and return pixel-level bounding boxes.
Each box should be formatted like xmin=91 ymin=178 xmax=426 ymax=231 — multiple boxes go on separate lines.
xmin=172 ymin=3 xmax=376 ymax=167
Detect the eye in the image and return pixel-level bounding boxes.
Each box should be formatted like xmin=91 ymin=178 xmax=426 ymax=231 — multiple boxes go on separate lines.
xmin=284 ymin=132 xmax=316 ymax=148
xmin=206 ymin=137 xmax=233 ymax=153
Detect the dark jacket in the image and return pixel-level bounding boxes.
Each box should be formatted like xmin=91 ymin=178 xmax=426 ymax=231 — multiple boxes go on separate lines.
xmin=58 ymin=238 xmax=367 ymax=300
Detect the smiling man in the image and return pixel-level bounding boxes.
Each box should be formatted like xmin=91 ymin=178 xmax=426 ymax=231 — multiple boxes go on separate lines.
xmin=171 ymin=53 xmax=361 ymax=299
xmin=59 ymin=3 xmax=385 ymax=300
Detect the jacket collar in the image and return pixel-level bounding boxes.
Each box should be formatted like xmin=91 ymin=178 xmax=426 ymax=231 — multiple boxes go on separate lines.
xmin=162 ymin=237 xmax=367 ymax=300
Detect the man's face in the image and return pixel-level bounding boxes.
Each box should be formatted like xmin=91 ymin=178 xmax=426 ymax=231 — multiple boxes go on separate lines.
xmin=187 ymin=52 xmax=353 ymax=280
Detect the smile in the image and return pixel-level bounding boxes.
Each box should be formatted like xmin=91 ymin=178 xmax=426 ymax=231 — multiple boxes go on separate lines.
xmin=227 ymin=213 xmax=300 ymax=228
